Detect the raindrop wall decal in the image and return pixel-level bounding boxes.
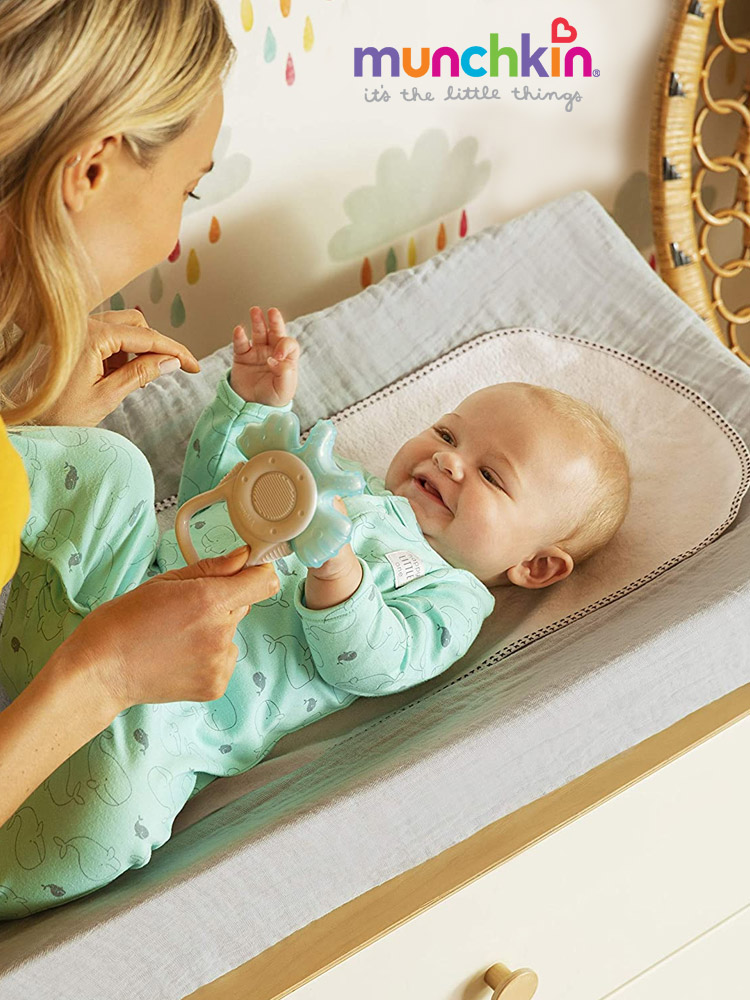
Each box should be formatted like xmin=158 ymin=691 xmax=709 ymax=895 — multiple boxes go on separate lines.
xmin=264 ymin=27 xmax=277 ymax=62
xmin=385 ymin=247 xmax=397 ymax=273
xmin=187 ymin=249 xmax=200 ymax=285
xmin=241 ymin=0 xmax=253 ymax=31
xmin=361 ymin=257 xmax=372 ymax=288
xmin=168 ymin=240 xmax=181 ymax=263
xmin=149 ymin=267 xmax=163 ymax=303
xmin=209 ymin=216 xmax=221 ymax=243
xmin=436 ymin=222 xmax=446 ymax=251
xmin=280 ymin=0 xmax=291 ymax=16
xmin=408 ymin=237 xmax=416 ymax=267
xmin=285 ymin=53 xmax=295 ymax=85
xmin=459 ymin=209 xmax=468 ymax=238
xmin=171 ymin=293 xmax=186 ymax=328
xmin=303 ymin=16 xmax=314 ymax=51
xmin=110 ymin=292 xmax=125 ymax=310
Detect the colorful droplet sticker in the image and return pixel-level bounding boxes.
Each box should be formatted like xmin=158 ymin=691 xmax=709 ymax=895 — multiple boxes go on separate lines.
xmin=280 ymin=0 xmax=291 ymax=16
xmin=187 ymin=248 xmax=200 ymax=285
xmin=209 ymin=216 xmax=221 ymax=243
xmin=459 ymin=209 xmax=468 ymax=238
xmin=303 ymin=16 xmax=314 ymax=52
xmin=285 ymin=53 xmax=295 ymax=85
xmin=264 ymin=27 xmax=277 ymax=62
xmin=110 ymin=292 xmax=125 ymax=311
xmin=408 ymin=237 xmax=417 ymax=267
xmin=149 ymin=267 xmax=163 ymax=303
xmin=436 ymin=222 xmax=446 ymax=251
xmin=171 ymin=293 xmax=186 ymax=328
xmin=361 ymin=257 xmax=372 ymax=288
xmin=168 ymin=240 xmax=181 ymax=263
xmin=241 ymin=0 xmax=253 ymax=32
xmin=385 ymin=247 xmax=397 ymax=274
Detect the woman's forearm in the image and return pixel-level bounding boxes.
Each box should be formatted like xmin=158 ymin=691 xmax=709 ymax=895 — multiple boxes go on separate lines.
xmin=0 ymin=649 xmax=119 ymax=826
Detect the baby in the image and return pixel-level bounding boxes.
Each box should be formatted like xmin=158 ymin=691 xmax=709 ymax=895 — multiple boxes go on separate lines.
xmin=0 ymin=307 xmax=630 ymax=918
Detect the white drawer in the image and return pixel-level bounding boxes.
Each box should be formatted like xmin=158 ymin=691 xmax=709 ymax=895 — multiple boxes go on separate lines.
xmin=608 ymin=902 xmax=750 ymax=999
xmin=289 ymin=713 xmax=750 ymax=1000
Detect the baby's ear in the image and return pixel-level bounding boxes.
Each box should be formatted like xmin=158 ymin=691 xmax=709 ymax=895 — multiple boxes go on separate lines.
xmin=506 ymin=548 xmax=574 ymax=589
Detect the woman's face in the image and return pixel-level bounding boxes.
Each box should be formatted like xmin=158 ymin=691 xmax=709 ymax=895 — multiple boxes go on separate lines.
xmin=63 ymin=87 xmax=224 ymax=307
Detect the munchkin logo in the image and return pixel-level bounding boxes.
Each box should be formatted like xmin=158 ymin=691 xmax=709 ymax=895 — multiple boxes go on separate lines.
xmin=354 ymin=18 xmax=597 ymax=79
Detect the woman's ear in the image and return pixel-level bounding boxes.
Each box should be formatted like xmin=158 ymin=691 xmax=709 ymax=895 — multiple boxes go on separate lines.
xmin=61 ymin=136 xmax=122 ymax=212
xmin=505 ymin=547 xmax=575 ymax=589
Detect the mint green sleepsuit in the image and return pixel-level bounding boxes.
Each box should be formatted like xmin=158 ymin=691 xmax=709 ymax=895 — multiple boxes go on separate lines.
xmin=0 ymin=373 xmax=494 ymax=919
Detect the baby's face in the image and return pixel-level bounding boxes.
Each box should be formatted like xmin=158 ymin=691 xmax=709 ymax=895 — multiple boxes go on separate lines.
xmin=384 ymin=384 xmax=593 ymax=586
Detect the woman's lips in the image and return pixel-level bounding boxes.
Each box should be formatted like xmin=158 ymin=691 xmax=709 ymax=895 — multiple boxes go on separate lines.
xmin=414 ymin=475 xmax=448 ymax=508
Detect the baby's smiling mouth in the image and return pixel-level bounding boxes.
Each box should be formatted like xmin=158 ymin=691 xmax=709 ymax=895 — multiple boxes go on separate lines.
xmin=413 ymin=474 xmax=449 ymax=510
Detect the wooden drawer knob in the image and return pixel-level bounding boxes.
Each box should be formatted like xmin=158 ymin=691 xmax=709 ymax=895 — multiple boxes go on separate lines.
xmin=484 ymin=963 xmax=539 ymax=999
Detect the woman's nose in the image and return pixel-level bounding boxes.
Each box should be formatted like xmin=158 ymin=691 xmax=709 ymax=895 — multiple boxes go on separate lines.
xmin=433 ymin=450 xmax=463 ymax=480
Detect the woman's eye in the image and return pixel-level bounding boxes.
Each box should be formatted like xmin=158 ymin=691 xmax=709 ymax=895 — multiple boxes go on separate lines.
xmin=187 ymin=191 xmax=201 ymax=200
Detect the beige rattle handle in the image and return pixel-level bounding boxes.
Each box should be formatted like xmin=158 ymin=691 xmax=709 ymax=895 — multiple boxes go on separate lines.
xmin=175 ymin=483 xmax=232 ymax=565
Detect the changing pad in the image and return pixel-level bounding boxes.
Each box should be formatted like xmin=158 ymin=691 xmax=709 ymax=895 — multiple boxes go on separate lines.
xmin=3 ymin=190 xmax=750 ymax=1000
xmin=165 ymin=323 xmax=749 ymax=831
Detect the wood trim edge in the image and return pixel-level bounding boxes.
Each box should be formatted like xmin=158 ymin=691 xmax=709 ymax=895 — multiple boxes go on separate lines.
xmin=188 ymin=683 xmax=750 ymax=1000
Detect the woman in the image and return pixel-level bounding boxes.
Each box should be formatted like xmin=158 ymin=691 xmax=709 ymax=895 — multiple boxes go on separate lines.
xmin=0 ymin=0 xmax=277 ymax=828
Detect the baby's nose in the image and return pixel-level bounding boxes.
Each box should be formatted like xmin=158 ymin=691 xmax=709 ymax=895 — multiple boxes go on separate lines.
xmin=433 ymin=451 xmax=463 ymax=479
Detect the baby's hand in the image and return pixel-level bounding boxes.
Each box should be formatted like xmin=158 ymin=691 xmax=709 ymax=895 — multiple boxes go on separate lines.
xmin=231 ymin=306 xmax=299 ymax=406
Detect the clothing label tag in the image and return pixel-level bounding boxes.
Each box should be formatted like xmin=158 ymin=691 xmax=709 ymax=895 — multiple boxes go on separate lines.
xmin=385 ymin=549 xmax=425 ymax=588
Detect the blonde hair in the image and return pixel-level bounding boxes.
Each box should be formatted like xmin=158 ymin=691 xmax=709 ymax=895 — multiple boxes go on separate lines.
xmin=0 ymin=0 xmax=236 ymax=425
xmin=518 ymin=384 xmax=632 ymax=566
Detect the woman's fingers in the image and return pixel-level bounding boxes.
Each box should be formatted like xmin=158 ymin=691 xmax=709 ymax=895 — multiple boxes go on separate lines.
xmin=89 ymin=315 xmax=201 ymax=373
xmin=96 ymin=353 xmax=183 ymax=406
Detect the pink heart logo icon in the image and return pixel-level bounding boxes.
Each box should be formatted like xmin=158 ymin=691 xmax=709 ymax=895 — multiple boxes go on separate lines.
xmin=551 ymin=17 xmax=578 ymax=43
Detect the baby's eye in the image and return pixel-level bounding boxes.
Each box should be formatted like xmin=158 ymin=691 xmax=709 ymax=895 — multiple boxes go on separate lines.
xmin=481 ymin=469 xmax=503 ymax=489
xmin=434 ymin=427 xmax=454 ymax=444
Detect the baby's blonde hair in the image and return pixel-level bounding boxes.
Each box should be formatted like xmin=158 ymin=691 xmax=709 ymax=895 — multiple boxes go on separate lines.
xmin=0 ymin=0 xmax=236 ymax=425
xmin=519 ymin=384 xmax=631 ymax=566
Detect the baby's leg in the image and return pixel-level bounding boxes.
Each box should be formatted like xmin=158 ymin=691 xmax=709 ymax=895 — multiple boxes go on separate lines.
xmin=0 ymin=700 xmax=204 ymax=919
xmin=1 ymin=426 xmax=159 ymax=698
xmin=0 ymin=427 xmax=182 ymax=918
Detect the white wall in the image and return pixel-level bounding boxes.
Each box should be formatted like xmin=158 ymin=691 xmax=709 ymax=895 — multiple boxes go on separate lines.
xmin=111 ymin=0 xmax=673 ymax=358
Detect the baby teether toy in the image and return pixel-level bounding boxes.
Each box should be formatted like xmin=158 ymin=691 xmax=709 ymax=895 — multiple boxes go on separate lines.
xmin=175 ymin=411 xmax=365 ymax=568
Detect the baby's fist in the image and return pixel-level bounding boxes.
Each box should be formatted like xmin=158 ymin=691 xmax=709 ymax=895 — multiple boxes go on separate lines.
xmin=230 ymin=306 xmax=299 ymax=407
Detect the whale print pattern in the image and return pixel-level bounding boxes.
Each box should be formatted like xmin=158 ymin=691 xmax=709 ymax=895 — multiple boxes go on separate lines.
xmin=0 ymin=374 xmax=494 ymax=919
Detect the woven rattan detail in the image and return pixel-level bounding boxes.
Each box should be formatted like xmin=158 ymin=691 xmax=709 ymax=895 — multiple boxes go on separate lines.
xmin=650 ymin=0 xmax=750 ymax=362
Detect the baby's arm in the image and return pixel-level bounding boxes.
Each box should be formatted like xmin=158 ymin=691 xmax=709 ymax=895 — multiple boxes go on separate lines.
xmin=176 ymin=307 xmax=299 ymax=506
xmin=296 ymin=568 xmax=494 ymax=697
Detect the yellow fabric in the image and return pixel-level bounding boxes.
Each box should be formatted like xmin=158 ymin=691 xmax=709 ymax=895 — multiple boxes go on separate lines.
xmin=0 ymin=413 xmax=30 ymax=587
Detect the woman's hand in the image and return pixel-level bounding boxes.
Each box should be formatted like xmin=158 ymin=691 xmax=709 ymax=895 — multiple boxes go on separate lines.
xmin=58 ymin=547 xmax=279 ymax=714
xmin=38 ymin=309 xmax=201 ymax=426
